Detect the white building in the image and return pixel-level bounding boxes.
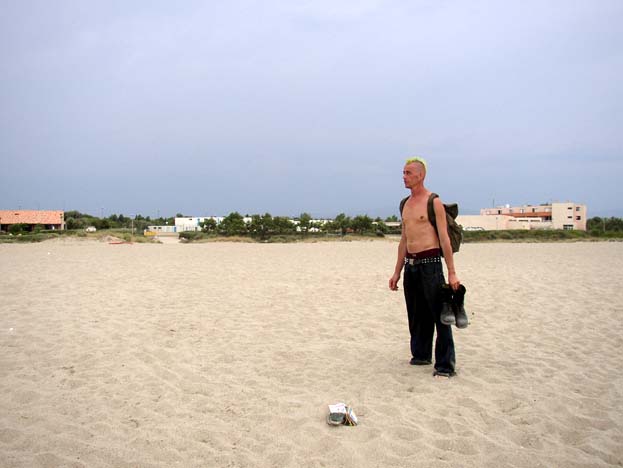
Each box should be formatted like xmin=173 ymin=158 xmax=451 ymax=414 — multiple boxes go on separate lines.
xmin=174 ymin=216 xmax=226 ymax=232
xmin=291 ymin=218 xmax=330 ymax=232
xmin=146 ymin=215 xmax=336 ymax=235
xmin=457 ymin=202 xmax=587 ymax=231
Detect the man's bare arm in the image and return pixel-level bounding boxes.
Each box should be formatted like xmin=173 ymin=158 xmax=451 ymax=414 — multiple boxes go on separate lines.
xmin=389 ymin=226 xmax=407 ymax=290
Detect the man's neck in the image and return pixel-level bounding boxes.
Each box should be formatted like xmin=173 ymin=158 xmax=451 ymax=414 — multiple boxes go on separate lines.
xmin=410 ymin=183 xmax=427 ymax=197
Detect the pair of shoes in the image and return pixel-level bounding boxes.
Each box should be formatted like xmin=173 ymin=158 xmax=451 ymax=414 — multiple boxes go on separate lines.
xmin=453 ymin=285 xmax=468 ymax=329
xmin=433 ymin=370 xmax=456 ymax=378
xmin=440 ymin=285 xmax=455 ymax=325
xmin=439 ymin=284 xmax=469 ymax=329
xmin=410 ymin=358 xmax=432 ymax=366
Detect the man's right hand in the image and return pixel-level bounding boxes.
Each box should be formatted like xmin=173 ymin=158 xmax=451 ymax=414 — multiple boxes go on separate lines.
xmin=389 ymin=273 xmax=400 ymax=291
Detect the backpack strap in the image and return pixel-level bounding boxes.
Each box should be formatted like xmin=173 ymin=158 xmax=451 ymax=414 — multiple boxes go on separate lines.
xmin=427 ymin=193 xmax=439 ymax=228
xmin=399 ymin=196 xmax=410 ymax=217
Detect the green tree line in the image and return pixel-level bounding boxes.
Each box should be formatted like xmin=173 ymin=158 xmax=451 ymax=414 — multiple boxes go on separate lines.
xmin=64 ymin=211 xmax=178 ymax=233
xmin=55 ymin=211 xmax=623 ymax=240
xmin=61 ymin=211 xmax=399 ymax=239
xmin=4 ymin=212 xmax=623 ymax=243
xmin=586 ymin=217 xmax=623 ymax=233
xmin=196 ymin=212 xmax=395 ymax=240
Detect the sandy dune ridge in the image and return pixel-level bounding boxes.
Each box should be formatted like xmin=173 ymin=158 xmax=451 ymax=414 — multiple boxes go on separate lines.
xmin=1 ymin=240 xmax=622 ymax=467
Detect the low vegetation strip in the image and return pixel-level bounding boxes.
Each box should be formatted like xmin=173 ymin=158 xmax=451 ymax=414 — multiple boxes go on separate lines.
xmin=463 ymin=230 xmax=623 ymax=242
xmin=1 ymin=212 xmax=622 ymax=243
xmin=2 ymin=229 xmax=622 ymax=244
xmin=0 ymin=229 xmax=157 ymax=244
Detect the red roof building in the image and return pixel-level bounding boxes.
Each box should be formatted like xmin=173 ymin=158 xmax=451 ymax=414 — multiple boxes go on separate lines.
xmin=0 ymin=210 xmax=65 ymax=231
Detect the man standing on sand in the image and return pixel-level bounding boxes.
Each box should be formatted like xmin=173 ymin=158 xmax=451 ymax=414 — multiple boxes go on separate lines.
xmin=389 ymin=157 xmax=460 ymax=377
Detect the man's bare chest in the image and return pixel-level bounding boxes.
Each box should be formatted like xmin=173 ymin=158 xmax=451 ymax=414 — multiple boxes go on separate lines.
xmin=403 ymin=199 xmax=429 ymax=223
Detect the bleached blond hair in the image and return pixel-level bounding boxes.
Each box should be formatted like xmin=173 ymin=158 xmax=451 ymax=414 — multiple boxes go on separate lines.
xmin=405 ymin=156 xmax=427 ymax=172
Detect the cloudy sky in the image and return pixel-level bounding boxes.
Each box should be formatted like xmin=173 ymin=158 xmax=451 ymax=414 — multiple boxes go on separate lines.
xmin=2 ymin=0 xmax=622 ymax=218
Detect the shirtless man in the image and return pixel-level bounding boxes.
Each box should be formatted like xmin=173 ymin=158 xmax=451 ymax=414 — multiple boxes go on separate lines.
xmin=389 ymin=157 xmax=460 ymax=377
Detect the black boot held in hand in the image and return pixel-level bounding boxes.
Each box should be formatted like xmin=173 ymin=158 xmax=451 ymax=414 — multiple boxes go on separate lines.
xmin=439 ymin=284 xmax=455 ymax=325
xmin=453 ymin=284 xmax=468 ymax=329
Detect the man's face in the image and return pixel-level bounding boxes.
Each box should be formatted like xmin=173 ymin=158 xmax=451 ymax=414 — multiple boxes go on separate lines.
xmin=403 ymin=163 xmax=423 ymax=188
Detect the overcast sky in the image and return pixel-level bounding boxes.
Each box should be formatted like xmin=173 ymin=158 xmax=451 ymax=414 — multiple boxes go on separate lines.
xmin=1 ymin=0 xmax=622 ymax=218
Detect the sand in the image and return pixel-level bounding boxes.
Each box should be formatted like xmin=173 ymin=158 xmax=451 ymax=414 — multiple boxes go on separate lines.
xmin=1 ymin=239 xmax=622 ymax=467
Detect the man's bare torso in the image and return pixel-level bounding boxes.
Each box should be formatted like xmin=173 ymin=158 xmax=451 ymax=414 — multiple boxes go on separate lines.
xmin=402 ymin=193 xmax=440 ymax=254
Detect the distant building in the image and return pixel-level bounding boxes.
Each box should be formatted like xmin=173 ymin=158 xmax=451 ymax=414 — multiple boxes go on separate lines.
xmin=290 ymin=218 xmax=330 ymax=232
xmin=175 ymin=216 xmax=226 ymax=232
xmin=145 ymin=216 xmax=226 ymax=235
xmin=145 ymin=215 xmax=335 ymax=235
xmin=0 ymin=210 xmax=65 ymax=232
xmin=144 ymin=225 xmax=177 ymax=236
xmin=173 ymin=216 xmax=333 ymax=232
xmin=457 ymin=202 xmax=587 ymax=231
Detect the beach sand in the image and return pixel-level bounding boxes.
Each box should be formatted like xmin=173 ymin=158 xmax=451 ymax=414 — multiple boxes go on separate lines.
xmin=1 ymin=239 xmax=622 ymax=467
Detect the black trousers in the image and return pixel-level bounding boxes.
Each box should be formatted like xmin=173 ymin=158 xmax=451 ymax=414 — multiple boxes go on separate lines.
xmin=403 ymin=261 xmax=456 ymax=374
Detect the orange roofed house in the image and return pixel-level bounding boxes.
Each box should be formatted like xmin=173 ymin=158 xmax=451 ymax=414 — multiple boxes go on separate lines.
xmin=0 ymin=210 xmax=65 ymax=232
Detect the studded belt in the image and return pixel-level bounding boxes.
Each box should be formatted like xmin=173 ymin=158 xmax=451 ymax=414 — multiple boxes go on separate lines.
xmin=405 ymin=256 xmax=441 ymax=266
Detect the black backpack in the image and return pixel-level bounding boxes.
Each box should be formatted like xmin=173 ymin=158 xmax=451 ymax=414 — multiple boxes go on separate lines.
xmin=399 ymin=193 xmax=463 ymax=255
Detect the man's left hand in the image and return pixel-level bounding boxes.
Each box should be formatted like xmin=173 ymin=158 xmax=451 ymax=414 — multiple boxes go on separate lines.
xmin=448 ymin=272 xmax=461 ymax=291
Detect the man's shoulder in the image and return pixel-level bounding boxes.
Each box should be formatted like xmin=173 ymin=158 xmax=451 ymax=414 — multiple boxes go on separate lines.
xmin=414 ymin=191 xmax=437 ymax=205
xmin=404 ymin=189 xmax=435 ymax=201
xmin=401 ymin=191 xmax=433 ymax=210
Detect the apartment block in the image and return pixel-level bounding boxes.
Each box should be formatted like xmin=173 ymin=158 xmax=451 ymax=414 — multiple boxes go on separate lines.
xmin=457 ymin=202 xmax=587 ymax=231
